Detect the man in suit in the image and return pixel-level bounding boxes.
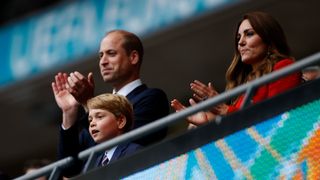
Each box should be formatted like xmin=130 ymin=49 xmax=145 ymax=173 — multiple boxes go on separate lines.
xmin=86 ymin=93 xmax=141 ymax=168
xmin=52 ymin=30 xmax=169 ymax=176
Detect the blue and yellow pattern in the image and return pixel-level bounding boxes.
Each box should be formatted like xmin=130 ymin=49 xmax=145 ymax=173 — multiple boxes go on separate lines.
xmin=125 ymin=98 xmax=320 ymax=179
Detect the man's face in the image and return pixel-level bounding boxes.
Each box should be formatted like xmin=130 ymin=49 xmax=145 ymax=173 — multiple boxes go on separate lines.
xmin=99 ymin=32 xmax=133 ymax=85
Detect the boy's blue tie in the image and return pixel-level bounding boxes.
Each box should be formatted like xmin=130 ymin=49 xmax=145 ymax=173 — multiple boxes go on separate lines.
xmin=101 ymin=151 xmax=109 ymax=166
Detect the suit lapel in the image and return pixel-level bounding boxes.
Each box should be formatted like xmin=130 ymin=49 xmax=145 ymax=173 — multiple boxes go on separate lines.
xmin=93 ymin=152 xmax=104 ymax=168
xmin=109 ymin=143 xmax=130 ymax=163
xmin=94 ymin=143 xmax=127 ymax=167
xmin=126 ymin=84 xmax=147 ymax=102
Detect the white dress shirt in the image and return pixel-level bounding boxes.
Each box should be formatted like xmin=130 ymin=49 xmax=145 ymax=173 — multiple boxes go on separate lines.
xmin=113 ymin=79 xmax=142 ymax=96
xmin=104 ymin=145 xmax=117 ymax=163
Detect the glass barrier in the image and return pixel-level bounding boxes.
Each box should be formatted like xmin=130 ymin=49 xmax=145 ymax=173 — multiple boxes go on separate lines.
xmin=125 ymin=98 xmax=320 ymax=179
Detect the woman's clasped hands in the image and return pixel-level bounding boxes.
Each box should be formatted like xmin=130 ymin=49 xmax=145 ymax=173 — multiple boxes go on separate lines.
xmin=171 ymin=80 xmax=228 ymax=128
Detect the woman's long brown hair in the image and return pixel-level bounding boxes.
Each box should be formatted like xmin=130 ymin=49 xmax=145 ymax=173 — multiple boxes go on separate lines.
xmin=225 ymin=11 xmax=292 ymax=91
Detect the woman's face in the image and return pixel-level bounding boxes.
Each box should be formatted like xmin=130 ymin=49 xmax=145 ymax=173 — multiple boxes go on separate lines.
xmin=237 ymin=19 xmax=268 ymax=67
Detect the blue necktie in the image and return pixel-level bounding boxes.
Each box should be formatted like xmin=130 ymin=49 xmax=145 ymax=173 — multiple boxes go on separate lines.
xmin=101 ymin=151 xmax=109 ymax=166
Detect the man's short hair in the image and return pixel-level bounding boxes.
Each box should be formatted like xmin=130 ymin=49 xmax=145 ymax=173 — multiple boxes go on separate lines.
xmin=107 ymin=30 xmax=144 ymax=66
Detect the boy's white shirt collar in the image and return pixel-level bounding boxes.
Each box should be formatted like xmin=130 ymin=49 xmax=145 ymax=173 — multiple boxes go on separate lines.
xmin=113 ymin=79 xmax=142 ymax=96
xmin=105 ymin=145 xmax=117 ymax=162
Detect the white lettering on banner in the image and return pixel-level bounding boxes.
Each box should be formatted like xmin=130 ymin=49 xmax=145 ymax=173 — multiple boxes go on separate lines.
xmin=31 ymin=12 xmax=56 ymax=69
xmin=102 ymin=0 xmax=128 ymax=32
xmin=10 ymin=1 xmax=99 ymax=79
xmin=10 ymin=29 xmax=33 ymax=78
xmin=109 ymin=0 xmax=199 ymax=36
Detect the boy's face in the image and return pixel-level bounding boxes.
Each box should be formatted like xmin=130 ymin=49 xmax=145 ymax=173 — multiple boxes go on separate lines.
xmin=88 ymin=108 xmax=124 ymax=143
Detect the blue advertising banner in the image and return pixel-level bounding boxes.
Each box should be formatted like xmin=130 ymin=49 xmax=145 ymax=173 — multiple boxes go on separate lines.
xmin=0 ymin=0 xmax=239 ymax=86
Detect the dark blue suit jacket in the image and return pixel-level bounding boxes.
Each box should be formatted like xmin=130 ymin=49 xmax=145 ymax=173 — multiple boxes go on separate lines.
xmin=58 ymin=84 xmax=169 ymax=177
xmin=93 ymin=143 xmax=141 ymax=168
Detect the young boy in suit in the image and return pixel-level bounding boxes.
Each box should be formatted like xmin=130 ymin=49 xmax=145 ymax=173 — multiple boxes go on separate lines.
xmin=86 ymin=93 xmax=141 ymax=167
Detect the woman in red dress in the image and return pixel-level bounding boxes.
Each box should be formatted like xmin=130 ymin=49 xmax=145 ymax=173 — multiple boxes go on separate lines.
xmin=171 ymin=11 xmax=301 ymax=128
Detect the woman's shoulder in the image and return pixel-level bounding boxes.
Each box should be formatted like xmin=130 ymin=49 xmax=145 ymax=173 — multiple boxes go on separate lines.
xmin=273 ymin=58 xmax=295 ymax=70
